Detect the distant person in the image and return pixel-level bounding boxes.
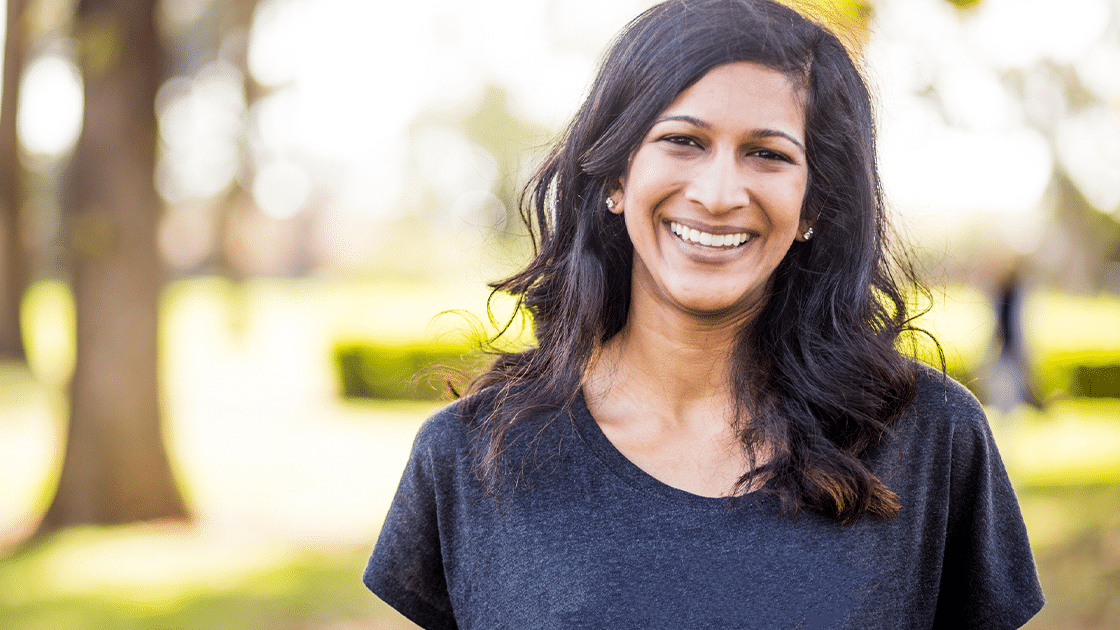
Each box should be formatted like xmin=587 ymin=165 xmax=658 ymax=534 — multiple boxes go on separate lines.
xmin=363 ymin=0 xmax=1044 ymax=627
xmin=987 ymin=265 xmax=1044 ymax=414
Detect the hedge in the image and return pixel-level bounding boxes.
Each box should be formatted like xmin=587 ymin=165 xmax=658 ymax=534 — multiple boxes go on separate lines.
xmin=333 ymin=342 xmax=486 ymax=401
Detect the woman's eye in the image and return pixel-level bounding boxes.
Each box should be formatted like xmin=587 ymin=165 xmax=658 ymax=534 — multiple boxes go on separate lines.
xmin=662 ymin=135 xmax=701 ymax=148
xmin=751 ymin=149 xmax=792 ymax=162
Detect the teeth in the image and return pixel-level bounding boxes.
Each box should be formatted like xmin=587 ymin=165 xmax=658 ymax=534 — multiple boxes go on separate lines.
xmin=670 ymin=221 xmax=750 ymax=248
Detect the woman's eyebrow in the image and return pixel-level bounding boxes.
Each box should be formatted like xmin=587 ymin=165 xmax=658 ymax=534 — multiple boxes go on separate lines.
xmin=655 ymin=114 xmax=712 ymax=129
xmin=653 ymin=115 xmax=806 ymax=153
xmin=754 ymin=129 xmax=806 ymax=154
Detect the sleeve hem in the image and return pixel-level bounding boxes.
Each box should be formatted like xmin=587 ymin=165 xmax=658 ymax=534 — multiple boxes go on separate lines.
xmin=1005 ymin=596 xmax=1046 ymax=630
xmin=970 ymin=595 xmax=1046 ymax=630
xmin=366 ymin=571 xmax=458 ymax=630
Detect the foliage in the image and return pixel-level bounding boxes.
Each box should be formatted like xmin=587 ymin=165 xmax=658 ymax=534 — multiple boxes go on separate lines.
xmin=333 ymin=341 xmax=484 ymax=401
xmin=1044 ymin=355 xmax=1120 ymax=399
xmin=1070 ymin=365 xmax=1120 ymax=398
xmin=942 ymin=0 xmax=982 ymax=8
xmin=784 ymin=0 xmax=874 ymax=49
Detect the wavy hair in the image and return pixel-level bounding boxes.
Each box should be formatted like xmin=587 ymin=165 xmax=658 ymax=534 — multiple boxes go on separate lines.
xmin=465 ymin=0 xmax=926 ymax=524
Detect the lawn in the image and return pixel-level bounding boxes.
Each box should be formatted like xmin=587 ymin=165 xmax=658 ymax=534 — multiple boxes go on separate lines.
xmin=0 ymin=278 xmax=1117 ymax=629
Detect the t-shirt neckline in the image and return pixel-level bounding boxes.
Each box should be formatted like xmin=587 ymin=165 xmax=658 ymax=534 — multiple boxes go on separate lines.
xmin=569 ymin=388 xmax=767 ymax=510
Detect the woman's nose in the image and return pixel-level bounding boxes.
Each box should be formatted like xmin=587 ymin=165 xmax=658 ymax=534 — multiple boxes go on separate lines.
xmin=684 ymin=150 xmax=750 ymax=214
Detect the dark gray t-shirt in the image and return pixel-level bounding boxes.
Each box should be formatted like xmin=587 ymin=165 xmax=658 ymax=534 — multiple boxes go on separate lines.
xmin=364 ymin=368 xmax=1043 ymax=629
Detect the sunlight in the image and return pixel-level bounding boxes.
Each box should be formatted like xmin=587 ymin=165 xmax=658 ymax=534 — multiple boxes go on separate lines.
xmin=238 ymin=0 xmax=659 ymax=226
xmin=17 ymin=51 xmax=83 ymax=158
xmin=156 ymin=61 xmax=246 ymax=203
xmin=252 ymin=159 xmax=311 ymax=220
xmin=34 ymin=524 xmax=296 ymax=602
xmin=21 ymin=280 xmax=75 ymax=387
xmin=247 ymin=0 xmax=455 ymax=156
xmin=966 ymin=0 xmax=1111 ymax=68
xmin=869 ymin=0 xmax=1059 ymax=249
xmin=412 ymin=127 xmax=498 ymax=209
xmin=1056 ymin=105 xmax=1120 ymax=214
xmin=994 ymin=401 xmax=1120 ymax=487
xmin=1075 ymin=37 xmax=1120 ymax=103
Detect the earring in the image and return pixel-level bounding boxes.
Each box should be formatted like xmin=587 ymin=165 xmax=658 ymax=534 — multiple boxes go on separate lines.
xmin=803 ymin=227 xmax=814 ymax=241
xmin=605 ymin=198 xmax=616 ymax=211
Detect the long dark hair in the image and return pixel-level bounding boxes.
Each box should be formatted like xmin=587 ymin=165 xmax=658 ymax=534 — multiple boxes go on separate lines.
xmin=465 ymin=0 xmax=925 ymax=524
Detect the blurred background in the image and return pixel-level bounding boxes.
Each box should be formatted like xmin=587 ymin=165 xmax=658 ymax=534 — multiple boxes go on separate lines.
xmin=0 ymin=0 xmax=1116 ymax=627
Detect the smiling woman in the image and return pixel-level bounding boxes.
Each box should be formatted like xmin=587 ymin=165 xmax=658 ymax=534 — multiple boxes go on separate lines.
xmin=609 ymin=62 xmax=810 ymax=322
xmin=363 ymin=1 xmax=1045 ymax=628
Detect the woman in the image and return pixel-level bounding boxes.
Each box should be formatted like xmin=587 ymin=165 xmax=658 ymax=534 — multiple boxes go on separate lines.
xmin=364 ymin=0 xmax=1044 ymax=628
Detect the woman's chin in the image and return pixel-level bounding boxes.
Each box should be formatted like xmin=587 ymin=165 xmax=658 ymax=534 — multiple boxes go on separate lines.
xmin=659 ymin=289 xmax=763 ymax=323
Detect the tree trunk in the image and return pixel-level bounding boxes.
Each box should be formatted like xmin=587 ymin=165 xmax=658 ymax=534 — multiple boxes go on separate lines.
xmin=37 ymin=0 xmax=188 ymax=533
xmin=0 ymin=0 xmax=29 ymax=361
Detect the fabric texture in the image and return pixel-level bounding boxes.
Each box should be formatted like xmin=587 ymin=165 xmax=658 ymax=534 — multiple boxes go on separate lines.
xmin=363 ymin=366 xmax=1044 ymax=629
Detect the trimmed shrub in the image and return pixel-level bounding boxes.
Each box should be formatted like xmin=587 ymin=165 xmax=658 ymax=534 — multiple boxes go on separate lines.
xmin=333 ymin=342 xmax=484 ymax=401
xmin=1036 ymin=351 xmax=1120 ymax=400
xmin=1071 ymin=364 xmax=1120 ymax=398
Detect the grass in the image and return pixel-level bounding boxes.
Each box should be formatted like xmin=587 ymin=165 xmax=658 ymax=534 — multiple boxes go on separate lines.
xmin=1021 ymin=484 xmax=1120 ymax=630
xmin=1 ymin=278 xmax=1118 ymax=628
xmin=0 ymin=526 xmax=419 ymax=630
xmin=993 ymin=400 xmax=1120 ymax=488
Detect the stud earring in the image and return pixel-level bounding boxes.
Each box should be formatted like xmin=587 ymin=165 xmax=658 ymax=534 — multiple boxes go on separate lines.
xmin=605 ymin=198 xmax=616 ymax=211
xmin=803 ymin=227 xmax=814 ymax=241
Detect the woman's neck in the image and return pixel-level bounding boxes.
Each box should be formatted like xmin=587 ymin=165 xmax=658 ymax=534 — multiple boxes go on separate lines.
xmin=581 ymin=300 xmax=760 ymax=497
xmin=585 ymin=297 xmax=751 ymax=426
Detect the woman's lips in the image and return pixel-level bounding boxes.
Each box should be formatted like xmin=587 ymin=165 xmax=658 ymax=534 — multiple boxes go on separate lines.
xmin=669 ymin=221 xmax=752 ymax=248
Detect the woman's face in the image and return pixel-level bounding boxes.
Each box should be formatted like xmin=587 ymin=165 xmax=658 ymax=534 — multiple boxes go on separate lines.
xmin=610 ymin=61 xmax=811 ymax=322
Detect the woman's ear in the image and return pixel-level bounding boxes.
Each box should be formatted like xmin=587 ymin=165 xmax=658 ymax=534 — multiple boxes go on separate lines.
xmin=607 ymin=185 xmax=624 ymax=214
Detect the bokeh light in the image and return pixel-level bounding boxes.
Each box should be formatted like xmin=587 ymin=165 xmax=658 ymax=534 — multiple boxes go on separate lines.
xmin=17 ymin=50 xmax=83 ymax=158
xmin=156 ymin=60 xmax=246 ymax=203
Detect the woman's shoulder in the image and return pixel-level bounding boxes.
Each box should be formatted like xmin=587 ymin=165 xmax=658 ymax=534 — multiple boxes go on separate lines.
xmin=898 ymin=360 xmax=995 ymax=452
xmin=908 ymin=361 xmax=985 ymax=421
xmin=411 ymin=383 xmax=561 ymax=455
xmin=412 ymin=388 xmax=497 ymax=450
xmin=881 ymin=362 xmax=1017 ymax=511
xmin=407 ymin=383 xmax=578 ymax=494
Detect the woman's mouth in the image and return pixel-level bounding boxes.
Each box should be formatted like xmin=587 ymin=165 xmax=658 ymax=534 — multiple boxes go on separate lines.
xmin=669 ymin=221 xmax=752 ymax=249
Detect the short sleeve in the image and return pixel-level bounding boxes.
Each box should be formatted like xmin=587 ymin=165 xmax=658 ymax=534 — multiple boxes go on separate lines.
xmin=933 ymin=393 xmax=1045 ymax=628
xmin=364 ymin=412 xmax=460 ymax=630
